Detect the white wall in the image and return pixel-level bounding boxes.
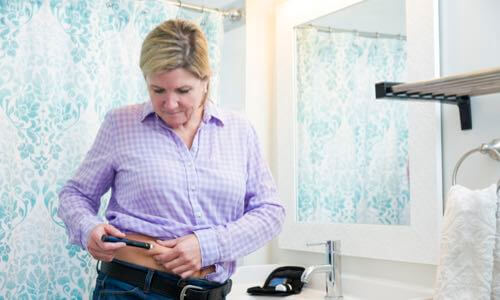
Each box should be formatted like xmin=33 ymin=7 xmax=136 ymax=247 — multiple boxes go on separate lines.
xmin=312 ymin=0 xmax=406 ymax=35
xmin=239 ymin=0 xmax=279 ymax=265
xmin=440 ymin=0 xmax=500 ymax=196
xmin=219 ymin=25 xmax=246 ymax=112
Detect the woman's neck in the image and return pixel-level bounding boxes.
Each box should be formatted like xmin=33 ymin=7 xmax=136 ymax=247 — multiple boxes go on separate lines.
xmin=172 ymin=106 xmax=204 ymax=149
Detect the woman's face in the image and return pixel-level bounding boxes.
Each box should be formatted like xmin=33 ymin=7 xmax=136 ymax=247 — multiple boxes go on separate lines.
xmin=147 ymin=68 xmax=208 ymax=129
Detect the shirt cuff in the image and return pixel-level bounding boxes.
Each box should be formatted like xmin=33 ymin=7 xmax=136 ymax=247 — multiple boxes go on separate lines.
xmin=194 ymin=228 xmax=221 ymax=267
xmin=79 ymin=216 xmax=104 ymax=251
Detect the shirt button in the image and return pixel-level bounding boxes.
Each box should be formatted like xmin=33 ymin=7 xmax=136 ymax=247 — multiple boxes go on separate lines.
xmin=195 ymin=212 xmax=202 ymax=218
xmin=190 ymin=185 xmax=196 ymax=191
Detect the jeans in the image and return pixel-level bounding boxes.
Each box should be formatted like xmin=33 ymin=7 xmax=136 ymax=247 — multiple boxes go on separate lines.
xmin=92 ymin=260 xmax=226 ymax=300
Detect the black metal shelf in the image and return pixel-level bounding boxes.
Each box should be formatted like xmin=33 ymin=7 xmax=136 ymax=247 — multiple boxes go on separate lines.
xmin=375 ymin=82 xmax=472 ymax=130
xmin=375 ymin=67 xmax=500 ymax=131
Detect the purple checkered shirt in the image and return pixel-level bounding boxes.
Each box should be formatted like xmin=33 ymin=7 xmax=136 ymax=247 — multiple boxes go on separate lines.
xmin=58 ymin=101 xmax=285 ymax=283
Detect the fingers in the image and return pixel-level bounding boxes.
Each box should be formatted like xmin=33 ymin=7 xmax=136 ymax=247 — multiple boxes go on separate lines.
xmin=180 ymin=269 xmax=195 ymax=279
xmin=90 ymin=242 xmax=126 ymax=261
xmin=103 ymin=224 xmax=126 ymax=238
xmin=156 ymin=239 xmax=177 ymax=248
xmin=88 ymin=242 xmax=112 ymax=261
xmin=88 ymin=247 xmax=114 ymax=262
xmin=171 ymin=259 xmax=197 ymax=277
xmin=161 ymin=257 xmax=196 ymax=277
xmin=157 ymin=239 xmax=201 ymax=274
xmin=87 ymin=223 xmax=126 ymax=261
xmin=151 ymin=238 xmax=178 ymax=264
xmin=153 ymin=251 xmax=177 ymax=264
xmin=158 ymin=253 xmax=182 ymax=270
xmin=99 ymin=241 xmax=127 ymax=251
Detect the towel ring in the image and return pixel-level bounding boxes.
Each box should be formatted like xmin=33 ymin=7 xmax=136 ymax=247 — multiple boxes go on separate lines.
xmin=452 ymin=138 xmax=500 ymax=195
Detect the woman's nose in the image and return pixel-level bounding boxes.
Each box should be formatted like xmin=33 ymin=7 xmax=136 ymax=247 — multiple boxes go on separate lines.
xmin=163 ymin=93 xmax=179 ymax=110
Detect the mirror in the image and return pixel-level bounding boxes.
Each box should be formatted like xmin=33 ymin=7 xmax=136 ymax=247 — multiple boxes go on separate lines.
xmin=276 ymin=0 xmax=442 ymax=264
xmin=293 ymin=0 xmax=409 ymax=226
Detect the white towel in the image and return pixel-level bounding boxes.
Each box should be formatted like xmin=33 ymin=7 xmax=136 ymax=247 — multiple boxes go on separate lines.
xmin=492 ymin=194 xmax=500 ymax=300
xmin=434 ymin=184 xmax=497 ymax=300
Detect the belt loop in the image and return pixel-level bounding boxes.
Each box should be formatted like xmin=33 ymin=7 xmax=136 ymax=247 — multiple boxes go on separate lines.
xmin=95 ymin=261 xmax=108 ymax=289
xmin=177 ymin=278 xmax=187 ymax=288
xmin=223 ymin=279 xmax=232 ymax=296
xmin=96 ymin=260 xmax=101 ymax=273
xmin=144 ymin=269 xmax=155 ymax=293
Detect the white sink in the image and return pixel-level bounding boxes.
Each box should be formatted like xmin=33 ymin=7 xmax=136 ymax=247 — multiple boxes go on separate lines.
xmin=229 ymin=284 xmax=336 ymax=300
xmin=228 ymin=264 xmax=433 ymax=300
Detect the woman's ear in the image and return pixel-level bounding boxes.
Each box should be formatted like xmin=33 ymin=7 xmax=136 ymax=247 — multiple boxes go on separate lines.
xmin=203 ymin=80 xmax=209 ymax=93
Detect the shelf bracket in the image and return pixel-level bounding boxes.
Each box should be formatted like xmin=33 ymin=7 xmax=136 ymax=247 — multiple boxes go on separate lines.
xmin=375 ymin=82 xmax=473 ymax=130
xmin=456 ymin=96 xmax=472 ymax=130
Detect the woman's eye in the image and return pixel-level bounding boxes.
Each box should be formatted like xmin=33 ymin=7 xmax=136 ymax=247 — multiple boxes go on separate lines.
xmin=178 ymin=89 xmax=190 ymax=94
xmin=153 ymin=89 xmax=164 ymax=94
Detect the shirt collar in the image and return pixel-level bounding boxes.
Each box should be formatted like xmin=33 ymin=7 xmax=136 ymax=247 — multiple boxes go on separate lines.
xmin=141 ymin=101 xmax=155 ymax=122
xmin=140 ymin=100 xmax=225 ymax=126
xmin=202 ymin=100 xmax=225 ymax=126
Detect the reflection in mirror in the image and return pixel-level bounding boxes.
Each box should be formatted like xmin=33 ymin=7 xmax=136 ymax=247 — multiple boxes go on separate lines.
xmin=294 ymin=0 xmax=409 ymax=225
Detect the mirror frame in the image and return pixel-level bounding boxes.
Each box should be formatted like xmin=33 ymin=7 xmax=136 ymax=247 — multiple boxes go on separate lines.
xmin=275 ymin=0 xmax=442 ymax=264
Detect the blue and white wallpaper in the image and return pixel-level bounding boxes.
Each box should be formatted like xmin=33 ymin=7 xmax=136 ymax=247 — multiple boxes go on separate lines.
xmin=295 ymin=27 xmax=409 ymax=225
xmin=0 ymin=1 xmax=223 ymax=298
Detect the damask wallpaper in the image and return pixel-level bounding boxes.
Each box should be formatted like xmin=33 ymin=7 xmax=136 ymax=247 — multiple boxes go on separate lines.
xmin=295 ymin=28 xmax=409 ymax=225
xmin=0 ymin=1 xmax=223 ymax=298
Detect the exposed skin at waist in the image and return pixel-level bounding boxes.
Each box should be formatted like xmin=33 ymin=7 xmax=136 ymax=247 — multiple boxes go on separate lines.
xmin=114 ymin=233 xmax=214 ymax=278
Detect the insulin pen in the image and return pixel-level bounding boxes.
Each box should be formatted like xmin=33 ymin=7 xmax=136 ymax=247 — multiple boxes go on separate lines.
xmin=101 ymin=235 xmax=154 ymax=250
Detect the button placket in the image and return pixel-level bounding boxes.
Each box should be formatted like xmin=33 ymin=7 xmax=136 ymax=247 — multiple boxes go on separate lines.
xmin=184 ymin=155 xmax=202 ymax=221
xmin=185 ymin=158 xmax=196 ymax=195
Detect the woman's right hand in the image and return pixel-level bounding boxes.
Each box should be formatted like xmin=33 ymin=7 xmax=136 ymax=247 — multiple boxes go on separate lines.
xmin=87 ymin=224 xmax=127 ymax=261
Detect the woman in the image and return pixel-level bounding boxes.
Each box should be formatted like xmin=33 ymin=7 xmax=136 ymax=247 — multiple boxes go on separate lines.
xmin=58 ymin=19 xmax=285 ymax=299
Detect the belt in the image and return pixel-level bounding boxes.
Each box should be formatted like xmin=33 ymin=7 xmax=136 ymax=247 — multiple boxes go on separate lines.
xmin=99 ymin=260 xmax=232 ymax=300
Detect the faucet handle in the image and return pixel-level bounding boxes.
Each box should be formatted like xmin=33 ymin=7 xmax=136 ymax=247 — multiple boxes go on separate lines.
xmin=306 ymin=242 xmax=327 ymax=247
xmin=306 ymin=240 xmax=341 ymax=257
xmin=307 ymin=240 xmax=340 ymax=248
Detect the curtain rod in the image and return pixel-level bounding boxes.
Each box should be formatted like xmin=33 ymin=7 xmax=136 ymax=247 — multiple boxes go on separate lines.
xmin=136 ymin=0 xmax=243 ymax=21
xmin=296 ymin=24 xmax=406 ymax=41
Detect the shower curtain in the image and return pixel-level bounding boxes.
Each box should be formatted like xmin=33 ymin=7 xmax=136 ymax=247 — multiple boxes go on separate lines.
xmin=0 ymin=1 xmax=223 ymax=298
xmin=295 ymin=27 xmax=409 ymax=225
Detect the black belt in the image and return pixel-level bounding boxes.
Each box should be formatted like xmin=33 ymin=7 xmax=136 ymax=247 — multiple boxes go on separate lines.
xmin=99 ymin=260 xmax=232 ymax=300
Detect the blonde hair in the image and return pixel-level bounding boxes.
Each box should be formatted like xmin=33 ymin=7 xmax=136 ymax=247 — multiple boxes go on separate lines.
xmin=140 ymin=19 xmax=211 ymax=95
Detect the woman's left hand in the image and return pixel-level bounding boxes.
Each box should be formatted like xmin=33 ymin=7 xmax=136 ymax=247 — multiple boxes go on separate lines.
xmin=153 ymin=234 xmax=202 ymax=278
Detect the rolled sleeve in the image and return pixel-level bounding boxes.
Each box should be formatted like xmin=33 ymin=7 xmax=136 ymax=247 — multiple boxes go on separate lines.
xmin=195 ymin=122 xmax=285 ymax=265
xmin=57 ymin=111 xmax=116 ymax=249
xmin=194 ymin=227 xmax=223 ymax=267
xmin=79 ymin=216 xmax=105 ymax=250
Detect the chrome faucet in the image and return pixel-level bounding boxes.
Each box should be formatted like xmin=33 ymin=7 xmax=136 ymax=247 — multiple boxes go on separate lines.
xmin=301 ymin=240 xmax=343 ymax=300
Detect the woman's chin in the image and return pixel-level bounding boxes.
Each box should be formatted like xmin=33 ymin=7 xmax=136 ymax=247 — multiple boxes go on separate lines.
xmin=159 ymin=116 xmax=186 ymax=128
xmin=165 ymin=122 xmax=182 ymax=129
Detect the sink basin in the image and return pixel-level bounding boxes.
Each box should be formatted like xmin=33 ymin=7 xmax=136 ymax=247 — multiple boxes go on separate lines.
xmin=228 ymin=264 xmax=432 ymax=300
xmin=229 ymin=284 xmax=339 ymax=300
xmin=227 ymin=264 xmax=354 ymax=300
